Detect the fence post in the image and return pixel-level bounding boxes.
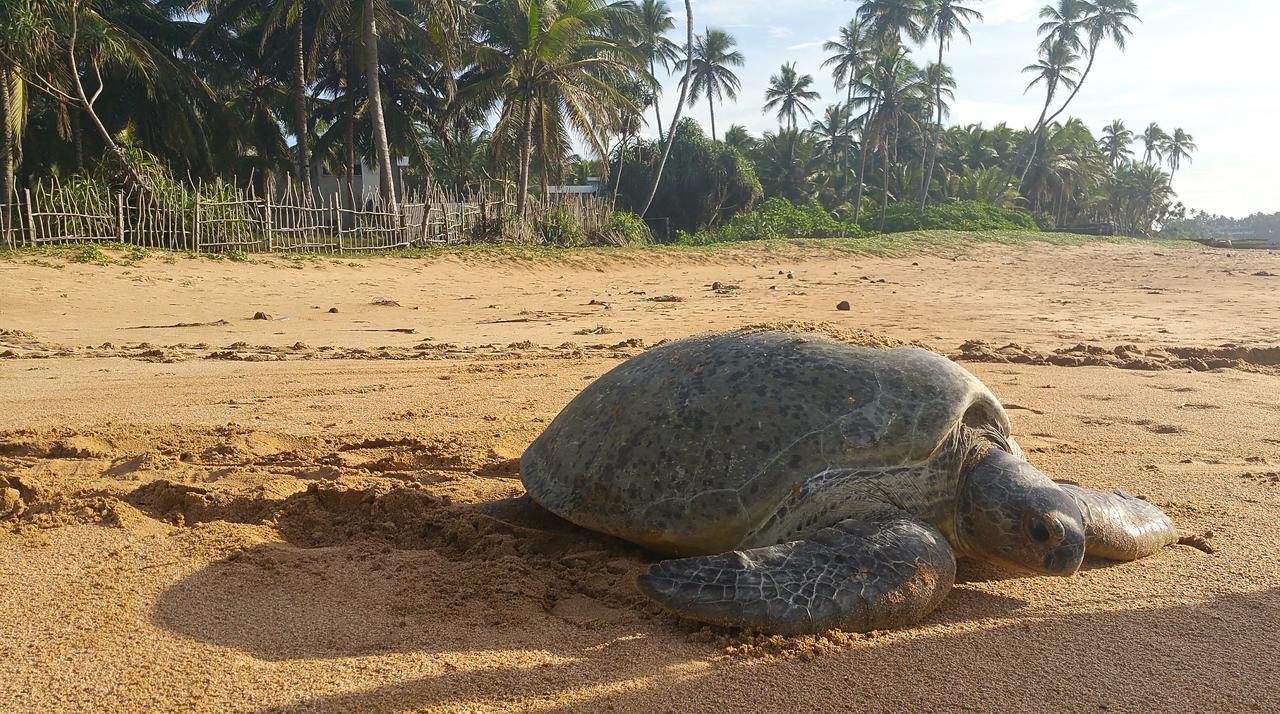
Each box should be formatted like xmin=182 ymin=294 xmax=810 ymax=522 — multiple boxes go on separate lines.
xmin=193 ymin=192 xmax=202 ymax=252
xmin=23 ymin=188 xmax=36 ymax=247
xmin=116 ymin=193 xmax=125 ymax=244
xmin=263 ymin=193 xmax=273 ymax=252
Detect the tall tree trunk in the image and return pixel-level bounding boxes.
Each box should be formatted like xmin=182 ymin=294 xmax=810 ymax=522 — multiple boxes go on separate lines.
xmin=516 ymin=95 xmax=533 ymax=214
xmin=1 ymin=65 xmax=12 ymax=239
xmin=341 ymin=53 xmax=356 ymax=227
xmin=72 ymin=108 xmax=83 ymax=172
xmin=639 ymin=0 xmax=693 ymax=219
xmin=293 ymin=18 xmax=312 ymax=195
xmin=708 ymin=95 xmax=716 ymax=142
xmin=853 ymin=97 xmax=879 ymax=224
xmin=1017 ymin=88 xmax=1055 ymax=191
xmin=878 ymin=141 xmax=890 ymax=232
xmin=919 ymin=41 xmax=944 ymax=211
xmin=611 ymin=132 xmax=627 ymax=207
xmin=363 ymin=0 xmax=396 ymax=208
xmin=651 ymin=58 xmax=664 ymax=143
xmin=1044 ymin=40 xmax=1097 ymax=127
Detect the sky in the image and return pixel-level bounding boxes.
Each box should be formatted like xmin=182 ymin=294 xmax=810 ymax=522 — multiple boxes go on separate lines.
xmin=641 ymin=0 xmax=1279 ymax=218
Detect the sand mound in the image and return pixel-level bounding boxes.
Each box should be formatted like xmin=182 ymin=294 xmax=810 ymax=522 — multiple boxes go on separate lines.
xmin=953 ymin=340 xmax=1280 ymax=374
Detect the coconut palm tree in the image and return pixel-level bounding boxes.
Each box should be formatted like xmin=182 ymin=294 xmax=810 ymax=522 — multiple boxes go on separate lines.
xmin=676 ymin=28 xmax=742 ymax=142
xmin=763 ymin=62 xmax=820 ymax=131
xmin=723 ymin=123 xmax=754 ymax=152
xmin=1161 ymin=128 xmax=1196 ymax=179
xmin=919 ymin=0 xmax=983 ymax=210
xmin=634 ymin=0 xmax=680 ymax=142
xmin=1018 ymin=37 xmax=1080 ymax=187
xmin=1098 ymin=119 xmax=1134 ymax=167
xmin=822 ymin=20 xmax=870 ymax=114
xmin=473 ymin=0 xmax=641 ymax=214
xmin=195 ymin=0 xmax=348 ymax=194
xmin=1141 ymin=122 xmax=1166 ymax=165
xmin=1043 ymin=0 xmax=1138 ymax=125
xmin=856 ymin=0 xmax=928 ymax=47
xmin=852 ymin=48 xmax=928 ymax=229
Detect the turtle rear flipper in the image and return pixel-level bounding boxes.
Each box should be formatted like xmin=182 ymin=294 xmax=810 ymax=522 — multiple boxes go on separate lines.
xmin=637 ymin=517 xmax=955 ymax=635
xmin=1058 ymin=484 xmax=1177 ymax=561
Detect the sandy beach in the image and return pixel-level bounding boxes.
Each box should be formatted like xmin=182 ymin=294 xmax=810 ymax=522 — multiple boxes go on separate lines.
xmin=2 ymin=240 xmax=1278 ymax=712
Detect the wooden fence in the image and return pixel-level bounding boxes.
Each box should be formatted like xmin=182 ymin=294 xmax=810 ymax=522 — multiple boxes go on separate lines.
xmin=2 ymin=182 xmax=611 ymax=253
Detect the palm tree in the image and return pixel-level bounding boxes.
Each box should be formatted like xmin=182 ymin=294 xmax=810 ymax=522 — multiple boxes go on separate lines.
xmin=763 ymin=62 xmax=819 ymax=131
xmin=822 ymin=20 xmax=869 ymax=114
xmin=1018 ymin=37 xmax=1080 ymax=187
xmin=1043 ymin=0 xmax=1138 ymax=126
xmin=1161 ymin=128 xmax=1196 ymax=179
xmin=919 ymin=0 xmax=982 ymax=210
xmin=634 ymin=0 xmax=680 ymax=142
xmin=677 ymin=28 xmax=742 ymax=141
xmin=473 ymin=0 xmax=641 ymax=214
xmin=1141 ymin=122 xmax=1166 ymax=165
xmin=857 ymin=0 xmax=928 ymax=46
xmin=1098 ymin=119 xmax=1133 ymax=167
xmin=809 ymin=103 xmax=855 ymax=198
xmin=638 ymin=0 xmax=692 ymax=218
xmin=723 ymin=123 xmax=754 ymax=152
xmin=852 ymin=48 xmax=928 ymax=229
xmin=197 ymin=0 xmax=356 ymax=195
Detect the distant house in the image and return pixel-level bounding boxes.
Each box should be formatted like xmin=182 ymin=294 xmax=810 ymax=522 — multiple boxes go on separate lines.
xmin=278 ymin=153 xmax=410 ymax=203
xmin=547 ymin=177 xmax=604 ymax=197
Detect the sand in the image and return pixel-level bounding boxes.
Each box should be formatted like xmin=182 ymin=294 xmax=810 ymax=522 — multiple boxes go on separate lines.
xmin=1 ymin=241 xmax=1278 ymax=712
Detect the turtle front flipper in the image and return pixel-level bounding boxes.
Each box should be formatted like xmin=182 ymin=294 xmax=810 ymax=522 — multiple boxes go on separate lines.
xmin=636 ymin=517 xmax=955 ymax=635
xmin=1057 ymin=484 xmax=1177 ymax=561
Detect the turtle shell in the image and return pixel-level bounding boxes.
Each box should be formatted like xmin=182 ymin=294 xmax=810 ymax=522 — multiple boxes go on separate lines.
xmin=521 ymin=330 xmax=1011 ymax=555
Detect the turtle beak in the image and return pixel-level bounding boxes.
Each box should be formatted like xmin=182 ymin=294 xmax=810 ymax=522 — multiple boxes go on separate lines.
xmin=1042 ymin=539 xmax=1085 ymax=575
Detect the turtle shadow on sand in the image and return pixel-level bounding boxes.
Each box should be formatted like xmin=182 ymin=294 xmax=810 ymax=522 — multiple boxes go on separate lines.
xmin=149 ymin=495 xmax=1029 ymax=664
xmin=239 ymin=588 xmax=1280 ymax=713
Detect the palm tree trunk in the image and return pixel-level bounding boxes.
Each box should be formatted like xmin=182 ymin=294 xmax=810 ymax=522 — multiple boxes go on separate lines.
xmin=708 ymin=95 xmax=716 ymax=142
xmin=853 ymin=97 xmax=879 ymax=224
xmin=878 ymin=141 xmax=890 ymax=232
xmin=1044 ymin=41 xmax=1097 ymax=127
xmin=341 ymin=53 xmax=356 ymax=226
xmin=611 ymin=132 xmax=627 ymax=207
xmin=1017 ymin=90 xmax=1055 ymax=191
xmin=293 ymin=18 xmax=312 ymax=195
xmin=919 ymin=41 xmax=945 ymax=211
xmin=639 ymin=0 xmax=694 ymax=220
xmin=517 ymin=96 xmax=533 ymax=215
xmin=651 ymin=58 xmax=665 ymax=143
xmin=72 ymin=108 xmax=83 ymax=173
xmin=0 ymin=65 xmax=13 ymax=236
xmin=362 ymin=0 xmax=396 ymax=208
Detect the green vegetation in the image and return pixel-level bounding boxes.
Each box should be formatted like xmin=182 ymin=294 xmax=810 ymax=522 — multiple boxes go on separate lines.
xmin=0 ymin=0 xmax=1211 ymax=247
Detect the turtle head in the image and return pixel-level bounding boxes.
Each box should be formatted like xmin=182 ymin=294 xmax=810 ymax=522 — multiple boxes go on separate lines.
xmin=956 ymin=447 xmax=1085 ymax=576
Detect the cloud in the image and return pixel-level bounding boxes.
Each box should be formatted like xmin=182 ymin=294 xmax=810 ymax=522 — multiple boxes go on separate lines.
xmin=785 ymin=39 xmax=828 ymax=51
xmin=768 ymin=26 xmax=793 ymax=40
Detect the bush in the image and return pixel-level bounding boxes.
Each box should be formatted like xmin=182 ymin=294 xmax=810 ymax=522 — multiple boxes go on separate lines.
xmin=678 ymin=198 xmax=865 ymax=245
xmin=590 ymin=211 xmax=653 ymax=246
xmin=538 ymin=205 xmax=585 ymax=246
xmin=614 ymin=119 xmax=762 ymax=236
xmin=869 ymin=200 xmax=1038 ymax=233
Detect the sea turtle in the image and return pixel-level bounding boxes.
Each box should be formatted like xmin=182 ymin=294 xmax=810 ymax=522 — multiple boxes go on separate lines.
xmin=520 ymin=330 xmax=1178 ymax=635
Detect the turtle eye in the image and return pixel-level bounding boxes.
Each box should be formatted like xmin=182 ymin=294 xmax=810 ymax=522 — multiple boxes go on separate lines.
xmin=1028 ymin=517 xmax=1052 ymax=543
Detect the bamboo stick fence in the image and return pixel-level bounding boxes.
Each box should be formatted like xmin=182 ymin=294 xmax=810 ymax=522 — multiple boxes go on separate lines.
xmin=2 ymin=180 xmax=612 ymax=253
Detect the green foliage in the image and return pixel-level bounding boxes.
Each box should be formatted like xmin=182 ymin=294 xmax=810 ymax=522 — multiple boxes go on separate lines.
xmin=615 ymin=120 xmax=762 ymax=235
xmin=678 ymin=198 xmax=865 ymax=244
xmin=591 ymin=211 xmax=653 ymax=246
xmin=868 ymin=200 xmax=1039 ymax=233
xmin=537 ymin=205 xmax=586 ymax=247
